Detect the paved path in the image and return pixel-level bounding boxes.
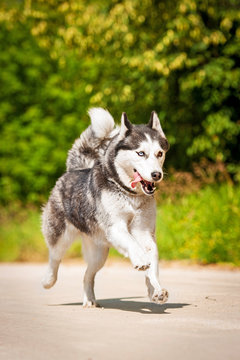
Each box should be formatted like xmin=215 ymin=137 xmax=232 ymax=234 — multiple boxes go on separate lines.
xmin=0 ymin=262 xmax=240 ymax=360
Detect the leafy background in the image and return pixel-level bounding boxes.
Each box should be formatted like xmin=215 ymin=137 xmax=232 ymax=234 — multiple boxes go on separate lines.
xmin=0 ymin=0 xmax=240 ymax=265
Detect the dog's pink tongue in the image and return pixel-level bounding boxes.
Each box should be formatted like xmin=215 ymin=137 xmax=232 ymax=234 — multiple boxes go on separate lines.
xmin=131 ymin=172 xmax=142 ymax=189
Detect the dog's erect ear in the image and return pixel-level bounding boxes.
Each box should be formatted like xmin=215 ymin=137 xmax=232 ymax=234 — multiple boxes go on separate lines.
xmin=148 ymin=111 xmax=166 ymax=138
xmin=119 ymin=112 xmax=132 ymax=139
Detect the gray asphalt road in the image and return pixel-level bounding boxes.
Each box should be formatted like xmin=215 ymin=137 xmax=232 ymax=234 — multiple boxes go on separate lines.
xmin=0 ymin=262 xmax=240 ymax=360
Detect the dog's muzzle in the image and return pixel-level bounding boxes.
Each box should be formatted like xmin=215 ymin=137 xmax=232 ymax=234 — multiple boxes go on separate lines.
xmin=131 ymin=170 xmax=156 ymax=196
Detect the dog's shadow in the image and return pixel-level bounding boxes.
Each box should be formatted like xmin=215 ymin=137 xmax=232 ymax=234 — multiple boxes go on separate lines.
xmin=53 ymin=297 xmax=190 ymax=314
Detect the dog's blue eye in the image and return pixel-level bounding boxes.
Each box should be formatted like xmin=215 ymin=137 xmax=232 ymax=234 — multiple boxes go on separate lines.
xmin=137 ymin=151 xmax=145 ymax=157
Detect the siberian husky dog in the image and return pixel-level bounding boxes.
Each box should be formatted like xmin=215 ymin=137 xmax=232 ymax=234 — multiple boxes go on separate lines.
xmin=42 ymin=108 xmax=169 ymax=307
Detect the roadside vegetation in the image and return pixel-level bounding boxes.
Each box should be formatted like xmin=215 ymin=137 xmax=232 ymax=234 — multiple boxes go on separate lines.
xmin=1 ymin=181 xmax=239 ymax=266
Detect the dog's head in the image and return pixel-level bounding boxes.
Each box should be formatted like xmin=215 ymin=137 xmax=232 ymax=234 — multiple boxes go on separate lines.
xmin=111 ymin=111 xmax=169 ymax=196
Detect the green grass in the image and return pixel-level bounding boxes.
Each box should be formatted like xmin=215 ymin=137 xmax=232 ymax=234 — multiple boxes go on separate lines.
xmin=0 ymin=184 xmax=240 ymax=265
xmin=0 ymin=207 xmax=47 ymax=261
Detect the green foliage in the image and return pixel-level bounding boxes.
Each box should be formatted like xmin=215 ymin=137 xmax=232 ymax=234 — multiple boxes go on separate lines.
xmin=156 ymin=184 xmax=240 ymax=265
xmin=0 ymin=4 xmax=90 ymax=203
xmin=0 ymin=0 xmax=240 ymax=204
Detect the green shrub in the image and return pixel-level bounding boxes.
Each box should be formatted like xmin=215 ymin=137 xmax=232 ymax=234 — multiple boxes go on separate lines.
xmin=157 ymin=184 xmax=240 ymax=265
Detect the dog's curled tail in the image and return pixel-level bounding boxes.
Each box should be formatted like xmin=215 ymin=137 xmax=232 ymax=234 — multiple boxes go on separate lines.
xmin=66 ymin=107 xmax=115 ymax=171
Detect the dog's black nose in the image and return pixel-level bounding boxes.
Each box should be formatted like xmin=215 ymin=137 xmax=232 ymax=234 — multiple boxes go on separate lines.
xmin=151 ymin=172 xmax=162 ymax=181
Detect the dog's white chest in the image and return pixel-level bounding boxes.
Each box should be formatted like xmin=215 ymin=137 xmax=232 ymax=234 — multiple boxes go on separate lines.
xmin=100 ymin=189 xmax=153 ymax=221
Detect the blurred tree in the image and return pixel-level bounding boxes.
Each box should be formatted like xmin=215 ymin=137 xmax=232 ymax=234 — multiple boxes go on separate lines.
xmin=0 ymin=0 xmax=239 ymax=204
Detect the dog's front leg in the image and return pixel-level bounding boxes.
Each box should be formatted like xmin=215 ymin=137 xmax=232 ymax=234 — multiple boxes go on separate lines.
xmin=107 ymin=222 xmax=151 ymax=271
xmin=145 ymin=243 xmax=169 ymax=304
xmin=130 ymin=227 xmax=169 ymax=304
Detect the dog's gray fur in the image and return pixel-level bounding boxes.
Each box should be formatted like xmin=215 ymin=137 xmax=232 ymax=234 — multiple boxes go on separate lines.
xmin=42 ymin=108 xmax=169 ymax=307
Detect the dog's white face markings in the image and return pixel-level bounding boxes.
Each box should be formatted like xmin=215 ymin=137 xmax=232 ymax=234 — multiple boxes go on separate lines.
xmin=134 ymin=134 xmax=165 ymax=181
xmin=115 ymin=134 xmax=166 ymax=189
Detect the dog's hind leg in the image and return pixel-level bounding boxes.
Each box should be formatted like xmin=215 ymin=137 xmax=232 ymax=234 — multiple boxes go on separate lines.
xmin=82 ymin=236 xmax=109 ymax=308
xmin=42 ymin=220 xmax=80 ymax=289
xmin=42 ymin=253 xmax=61 ymax=289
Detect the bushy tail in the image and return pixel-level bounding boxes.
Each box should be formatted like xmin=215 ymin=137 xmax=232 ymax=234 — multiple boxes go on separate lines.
xmin=66 ymin=108 xmax=115 ymax=171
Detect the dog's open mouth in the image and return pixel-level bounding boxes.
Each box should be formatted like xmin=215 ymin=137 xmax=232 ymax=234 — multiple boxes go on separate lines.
xmin=131 ymin=170 xmax=156 ymax=195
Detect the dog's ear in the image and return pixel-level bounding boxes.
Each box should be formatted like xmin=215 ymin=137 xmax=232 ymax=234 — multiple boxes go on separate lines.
xmin=148 ymin=111 xmax=166 ymax=138
xmin=119 ymin=112 xmax=132 ymax=139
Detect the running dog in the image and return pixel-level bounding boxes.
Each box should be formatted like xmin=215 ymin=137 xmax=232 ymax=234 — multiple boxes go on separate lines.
xmin=42 ymin=108 xmax=169 ymax=307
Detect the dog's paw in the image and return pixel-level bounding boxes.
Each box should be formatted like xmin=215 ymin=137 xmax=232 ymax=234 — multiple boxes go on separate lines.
xmin=134 ymin=263 xmax=150 ymax=271
xmin=83 ymin=300 xmax=100 ymax=308
xmin=151 ymin=288 xmax=169 ymax=304
xmin=42 ymin=272 xmax=57 ymax=289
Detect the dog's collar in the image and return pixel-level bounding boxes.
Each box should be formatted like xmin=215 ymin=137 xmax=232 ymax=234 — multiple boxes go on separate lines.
xmin=107 ymin=178 xmax=138 ymax=196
